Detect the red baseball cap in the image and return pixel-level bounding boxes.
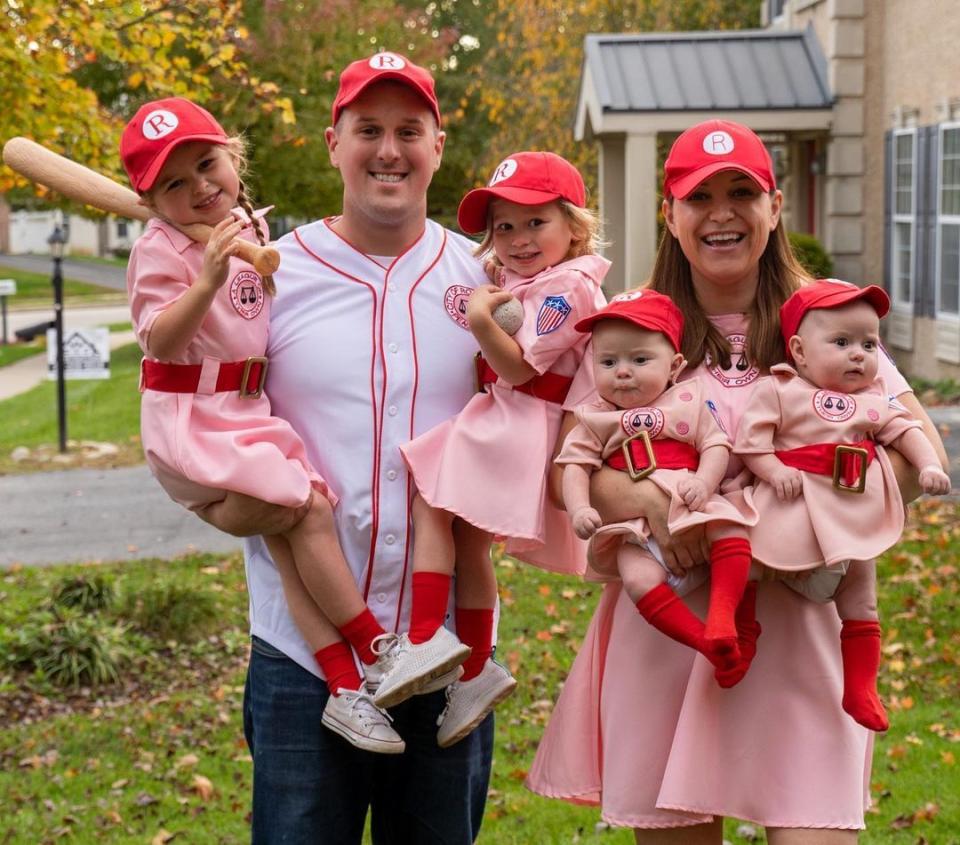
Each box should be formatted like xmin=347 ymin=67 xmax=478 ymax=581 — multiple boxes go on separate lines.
xmin=663 ymin=119 xmax=776 ymax=200
xmin=457 ymin=151 xmax=586 ymax=234
xmin=574 ymin=289 xmax=684 ymax=352
xmin=332 ymin=52 xmax=440 ymax=127
xmin=780 ymin=280 xmax=891 ymax=348
xmin=121 ymin=97 xmax=228 ymax=192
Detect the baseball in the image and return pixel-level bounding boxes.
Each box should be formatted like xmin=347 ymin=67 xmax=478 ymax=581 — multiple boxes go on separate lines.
xmin=492 ymin=297 xmax=524 ymax=335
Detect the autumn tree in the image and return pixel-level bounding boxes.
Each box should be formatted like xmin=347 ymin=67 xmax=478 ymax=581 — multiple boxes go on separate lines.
xmin=0 ymin=0 xmax=293 ymax=196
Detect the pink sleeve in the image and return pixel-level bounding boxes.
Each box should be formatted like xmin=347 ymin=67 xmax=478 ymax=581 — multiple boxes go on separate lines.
xmin=878 ymin=345 xmax=911 ymax=396
xmin=556 ymin=413 xmax=605 ymax=469
xmin=513 ymin=268 xmax=601 ymax=375
xmin=127 ymin=235 xmax=191 ymax=351
xmin=874 ymin=396 xmax=923 ymax=446
xmin=733 ymin=377 xmax=782 ymax=455
xmin=562 ymin=344 xmax=597 ymax=411
xmin=692 ymin=385 xmax=733 ymax=453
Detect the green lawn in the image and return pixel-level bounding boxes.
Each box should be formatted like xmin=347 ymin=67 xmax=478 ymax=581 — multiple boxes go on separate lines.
xmin=1 ymin=502 xmax=958 ymax=843
xmin=0 ymin=266 xmax=122 ymax=308
xmin=0 ymin=337 xmax=45 ymax=368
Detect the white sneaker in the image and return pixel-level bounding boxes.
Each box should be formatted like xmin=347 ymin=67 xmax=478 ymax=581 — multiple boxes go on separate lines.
xmin=436 ymin=658 xmax=517 ymax=748
xmin=321 ymin=688 xmax=406 ymax=754
xmin=371 ymin=628 xmax=472 ymax=710
xmin=364 ymin=660 xmax=463 ymax=698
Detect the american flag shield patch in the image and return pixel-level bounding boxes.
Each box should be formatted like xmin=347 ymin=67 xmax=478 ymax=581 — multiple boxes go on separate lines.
xmin=536 ymin=295 xmax=572 ymax=335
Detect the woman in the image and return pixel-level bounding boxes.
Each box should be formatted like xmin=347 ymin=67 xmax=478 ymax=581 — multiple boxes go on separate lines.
xmin=526 ymin=119 xmax=949 ymax=843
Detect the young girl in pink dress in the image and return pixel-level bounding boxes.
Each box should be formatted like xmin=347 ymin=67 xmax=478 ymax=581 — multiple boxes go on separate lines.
xmin=558 ymin=290 xmax=757 ymax=681
xmin=378 ymin=152 xmax=608 ymax=746
xmin=121 ymin=97 xmax=442 ymax=755
xmin=736 ymin=279 xmax=951 ymax=731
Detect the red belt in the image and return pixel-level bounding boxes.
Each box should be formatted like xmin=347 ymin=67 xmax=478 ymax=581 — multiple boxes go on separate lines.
xmin=605 ymin=435 xmax=700 ymax=481
xmin=775 ymin=439 xmax=876 ymax=493
xmin=475 ymin=354 xmax=572 ymax=405
xmin=141 ymin=356 xmax=268 ymax=398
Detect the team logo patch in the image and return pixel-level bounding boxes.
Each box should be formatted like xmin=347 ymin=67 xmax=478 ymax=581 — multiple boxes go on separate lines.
xmin=489 ymin=158 xmax=518 ymax=186
xmin=812 ymin=390 xmax=856 ymax=422
xmin=536 ymin=295 xmax=571 ymax=335
xmin=611 ymin=290 xmax=644 ymax=303
xmin=142 ymin=109 xmax=179 ymax=140
xmin=706 ymin=333 xmax=759 ymax=388
xmin=369 ymin=52 xmax=406 ymax=71
xmin=702 ymin=131 xmax=734 ymax=156
xmin=706 ymin=399 xmax=728 ymax=434
xmin=621 ymin=407 xmax=664 ymax=438
xmin=443 ymin=285 xmax=473 ymax=330
xmin=229 ymin=270 xmax=264 ymax=320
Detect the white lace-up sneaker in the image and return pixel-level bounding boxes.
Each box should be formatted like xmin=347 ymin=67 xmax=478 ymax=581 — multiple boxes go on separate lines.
xmin=364 ymin=659 xmax=463 ymax=699
xmin=321 ymin=688 xmax=406 ymax=754
xmin=370 ymin=628 xmax=471 ymax=710
xmin=436 ymin=658 xmax=517 ymax=748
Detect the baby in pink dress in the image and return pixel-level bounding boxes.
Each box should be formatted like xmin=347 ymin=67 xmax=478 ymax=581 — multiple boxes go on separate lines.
xmin=736 ymin=280 xmax=951 ymax=730
xmin=558 ymin=291 xmax=758 ymax=683
xmin=122 ymin=97 xmax=442 ymax=755
xmin=386 ymin=152 xmax=607 ymax=746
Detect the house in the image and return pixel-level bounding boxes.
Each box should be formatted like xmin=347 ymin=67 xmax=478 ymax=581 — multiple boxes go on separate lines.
xmin=575 ymin=0 xmax=960 ymax=380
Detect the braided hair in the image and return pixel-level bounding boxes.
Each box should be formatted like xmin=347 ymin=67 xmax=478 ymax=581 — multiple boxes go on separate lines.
xmin=236 ymin=177 xmax=276 ymax=296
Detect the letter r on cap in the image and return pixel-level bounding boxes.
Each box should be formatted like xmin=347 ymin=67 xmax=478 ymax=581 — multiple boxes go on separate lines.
xmin=702 ymin=131 xmax=735 ymax=156
xmin=371 ymin=53 xmax=404 ymax=69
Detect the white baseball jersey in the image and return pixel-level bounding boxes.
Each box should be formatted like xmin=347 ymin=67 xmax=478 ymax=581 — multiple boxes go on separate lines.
xmin=244 ymin=218 xmax=486 ymax=676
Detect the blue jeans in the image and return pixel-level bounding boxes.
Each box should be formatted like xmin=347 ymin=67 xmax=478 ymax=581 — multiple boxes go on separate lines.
xmin=243 ymin=636 xmax=494 ymax=844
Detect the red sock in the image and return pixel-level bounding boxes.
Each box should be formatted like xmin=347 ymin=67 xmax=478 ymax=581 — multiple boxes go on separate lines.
xmin=408 ymin=572 xmax=452 ymax=644
xmin=635 ymin=583 xmax=728 ymax=669
xmin=715 ymin=580 xmax=762 ymax=688
xmin=703 ymin=537 xmax=751 ymax=661
xmin=840 ymin=619 xmax=889 ymax=732
xmin=456 ymin=607 xmax=494 ymax=681
xmin=314 ymin=642 xmax=362 ymax=696
xmin=338 ymin=608 xmax=386 ymax=666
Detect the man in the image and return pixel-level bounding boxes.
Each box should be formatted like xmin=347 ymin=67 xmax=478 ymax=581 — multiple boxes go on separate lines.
xmin=205 ymin=52 xmax=493 ymax=843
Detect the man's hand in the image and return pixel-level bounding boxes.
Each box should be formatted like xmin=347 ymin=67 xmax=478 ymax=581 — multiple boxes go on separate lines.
xmin=676 ymin=477 xmax=709 ymax=511
xmin=571 ymin=506 xmax=602 ymax=539
xmin=195 ymin=493 xmax=310 ymax=538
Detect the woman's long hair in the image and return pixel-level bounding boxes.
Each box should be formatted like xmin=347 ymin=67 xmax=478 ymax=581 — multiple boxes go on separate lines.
xmin=647 ymin=209 xmax=811 ymax=372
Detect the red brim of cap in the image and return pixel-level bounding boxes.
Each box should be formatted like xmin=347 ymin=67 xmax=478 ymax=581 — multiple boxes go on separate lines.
xmin=334 ymin=73 xmax=441 ymax=127
xmin=136 ymin=133 xmax=229 ymax=192
xmin=667 ymin=162 xmax=772 ymax=200
xmin=808 ymin=286 xmax=891 ymax=321
xmin=573 ymin=311 xmax=680 ymax=351
xmin=457 ymin=186 xmax=564 ymax=234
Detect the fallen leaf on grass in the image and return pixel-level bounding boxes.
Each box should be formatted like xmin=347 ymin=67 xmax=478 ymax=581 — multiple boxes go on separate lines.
xmin=176 ymin=753 xmax=199 ymax=769
xmin=151 ymin=830 xmax=177 ymax=845
xmin=192 ymin=774 xmax=215 ymax=801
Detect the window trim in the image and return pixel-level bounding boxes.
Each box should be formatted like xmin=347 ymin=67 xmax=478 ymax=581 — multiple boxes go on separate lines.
xmin=936 ymin=121 xmax=960 ymax=321
xmin=891 ymin=128 xmax=917 ymax=312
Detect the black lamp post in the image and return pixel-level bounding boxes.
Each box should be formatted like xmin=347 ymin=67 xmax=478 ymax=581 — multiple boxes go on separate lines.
xmin=48 ymin=224 xmax=67 ymax=453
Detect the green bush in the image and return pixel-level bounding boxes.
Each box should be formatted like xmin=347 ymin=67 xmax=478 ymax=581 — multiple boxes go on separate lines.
xmin=123 ymin=581 xmax=220 ymax=641
xmin=52 ymin=573 xmax=115 ymax=613
xmin=1 ymin=611 xmax=132 ymax=688
xmin=789 ymin=231 xmax=834 ymax=279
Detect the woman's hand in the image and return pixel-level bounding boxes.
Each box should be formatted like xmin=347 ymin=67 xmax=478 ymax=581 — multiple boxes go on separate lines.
xmin=590 ymin=467 xmax=709 ymax=576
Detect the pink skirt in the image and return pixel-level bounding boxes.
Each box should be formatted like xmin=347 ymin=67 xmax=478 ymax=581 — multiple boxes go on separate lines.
xmin=527 ymin=580 xmax=873 ymax=829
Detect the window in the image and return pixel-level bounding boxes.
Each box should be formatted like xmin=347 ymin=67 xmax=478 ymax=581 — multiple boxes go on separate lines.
xmin=116 ymin=220 xmax=128 ymax=238
xmin=937 ymin=123 xmax=960 ymax=316
xmin=891 ymin=130 xmax=916 ymax=309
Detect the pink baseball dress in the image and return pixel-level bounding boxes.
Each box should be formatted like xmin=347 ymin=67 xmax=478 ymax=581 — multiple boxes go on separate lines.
xmin=737 ymin=364 xmax=921 ymax=570
xmin=401 ymin=254 xmax=609 ymax=574
xmin=128 ymin=218 xmax=333 ymax=511
xmin=527 ymin=312 xmax=912 ymax=830
xmin=556 ymin=380 xmax=757 ymax=581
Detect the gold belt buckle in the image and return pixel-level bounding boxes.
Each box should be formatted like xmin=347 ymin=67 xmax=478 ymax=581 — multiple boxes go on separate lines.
xmin=622 ymin=430 xmax=657 ymax=482
xmin=240 ymin=356 xmax=269 ymax=399
xmin=833 ymin=445 xmax=868 ymax=493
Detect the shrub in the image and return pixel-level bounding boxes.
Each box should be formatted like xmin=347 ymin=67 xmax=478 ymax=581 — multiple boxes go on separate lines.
xmin=52 ymin=573 xmax=115 ymax=613
xmin=789 ymin=231 xmax=834 ymax=279
xmin=124 ymin=581 xmax=220 ymax=641
xmin=2 ymin=612 xmax=132 ymax=688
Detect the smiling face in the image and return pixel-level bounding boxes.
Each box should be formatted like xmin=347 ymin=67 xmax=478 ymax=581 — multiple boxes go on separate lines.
xmin=325 ymin=81 xmax=445 ymax=252
xmin=147 ymin=142 xmax=240 ymax=227
xmin=489 ymin=199 xmax=574 ymax=277
xmin=789 ymin=301 xmax=880 ymax=393
xmin=662 ymin=169 xmax=782 ymax=309
xmin=592 ymin=321 xmax=685 ymax=410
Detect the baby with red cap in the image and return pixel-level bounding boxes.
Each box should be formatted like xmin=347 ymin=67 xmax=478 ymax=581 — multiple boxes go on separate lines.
xmin=557 ymin=290 xmax=759 ymax=684
xmin=736 ymin=280 xmax=950 ymax=730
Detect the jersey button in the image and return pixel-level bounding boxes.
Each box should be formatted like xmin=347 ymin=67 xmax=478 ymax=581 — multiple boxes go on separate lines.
xmin=388 ymin=405 xmax=398 ymax=416
xmin=377 ymin=592 xmax=388 ymax=603
xmin=388 ymin=343 xmax=398 ymax=353
xmin=384 ymin=534 xmax=396 ymax=545
xmin=386 ymin=470 xmax=398 ymax=481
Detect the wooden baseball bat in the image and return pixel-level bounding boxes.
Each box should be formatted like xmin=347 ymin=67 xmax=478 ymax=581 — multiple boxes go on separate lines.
xmin=2 ymin=137 xmax=280 ymax=275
